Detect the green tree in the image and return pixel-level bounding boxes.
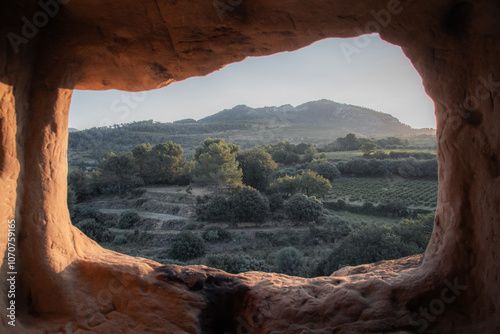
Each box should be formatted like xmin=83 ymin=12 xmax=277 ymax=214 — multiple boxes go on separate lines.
xmin=336 ymin=133 xmax=360 ymax=151
xmin=345 ymin=158 xmax=370 ymax=175
xmin=150 ymin=142 xmax=184 ymax=184
xmin=391 ymin=213 xmax=434 ymax=248
xmin=284 ymin=194 xmax=323 ymax=222
xmin=113 ymin=234 xmax=128 ymax=245
xmin=169 ymin=231 xmax=205 ymax=261
xmin=266 ymin=141 xmax=300 ymax=164
xmin=237 ymin=147 xmax=277 ymax=191
xmin=361 ymin=141 xmax=377 ymax=155
xmin=294 ymin=143 xmax=317 ymax=162
xmin=268 ymin=193 xmax=284 ymax=212
xmin=270 ymin=174 xmax=300 ymax=197
xmin=324 ymin=216 xmax=351 ymax=242
xmin=193 ymin=138 xmax=242 ymax=188
xmin=231 ymin=189 xmax=270 ymax=223
xmin=270 ymin=171 xmax=331 ymax=198
xmin=303 ymin=146 xmax=318 ymax=163
xmin=96 ymin=153 xmax=140 ymax=194
xmin=71 ymin=206 xmax=104 ymax=225
xmin=206 ymin=253 xmax=270 ymax=274
xmin=308 ymin=159 xmax=341 ymax=180
xmin=196 ymin=195 xmax=233 ymax=222
xmin=119 ymin=210 xmax=140 ymax=229
xmin=294 ymin=142 xmax=314 ymax=154
xmin=67 ymin=186 xmax=77 ymax=216
xmin=131 ymin=143 xmax=152 ymax=183
xmin=68 ymin=169 xmax=91 ymax=202
xmin=275 ymin=247 xmax=303 ymax=276
xmin=202 ymin=226 xmax=232 ymax=243
xmin=297 ymin=170 xmax=332 ymax=198
xmin=177 ymin=160 xmax=195 ymax=185
xmin=195 ymin=138 xmax=239 ymax=158
xmin=76 ymin=218 xmax=111 ymax=243
xmin=314 ymin=224 xmax=423 ymax=275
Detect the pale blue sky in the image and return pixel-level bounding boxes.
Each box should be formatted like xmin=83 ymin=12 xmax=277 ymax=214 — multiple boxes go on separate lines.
xmin=69 ymin=35 xmax=436 ymax=130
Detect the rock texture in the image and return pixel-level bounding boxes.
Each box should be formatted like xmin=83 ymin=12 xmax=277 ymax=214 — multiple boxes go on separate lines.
xmin=1 ymin=0 xmax=499 ymax=333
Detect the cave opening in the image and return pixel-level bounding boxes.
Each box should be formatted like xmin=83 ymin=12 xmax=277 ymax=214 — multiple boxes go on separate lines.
xmin=2 ymin=0 xmax=499 ymax=331
xmin=66 ymin=35 xmax=437 ymax=278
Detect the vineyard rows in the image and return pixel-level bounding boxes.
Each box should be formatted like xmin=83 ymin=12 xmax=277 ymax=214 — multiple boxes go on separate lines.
xmin=328 ymin=177 xmax=438 ymax=209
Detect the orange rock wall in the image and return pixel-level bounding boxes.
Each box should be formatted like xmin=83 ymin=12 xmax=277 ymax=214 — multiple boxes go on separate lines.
xmin=1 ymin=0 xmax=499 ymax=332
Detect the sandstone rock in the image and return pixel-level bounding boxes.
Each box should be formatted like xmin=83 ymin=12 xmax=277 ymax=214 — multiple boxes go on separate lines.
xmin=0 ymin=0 xmax=499 ymax=333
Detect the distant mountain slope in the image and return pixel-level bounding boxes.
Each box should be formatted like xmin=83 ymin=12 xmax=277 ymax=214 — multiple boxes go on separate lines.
xmin=198 ymin=99 xmax=417 ymax=137
xmin=68 ymin=99 xmax=435 ymax=163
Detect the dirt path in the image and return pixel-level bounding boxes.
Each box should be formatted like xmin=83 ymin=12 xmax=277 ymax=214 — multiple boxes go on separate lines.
xmin=145 ymin=185 xmax=211 ymax=197
xmin=100 ymin=208 xmax=187 ymax=221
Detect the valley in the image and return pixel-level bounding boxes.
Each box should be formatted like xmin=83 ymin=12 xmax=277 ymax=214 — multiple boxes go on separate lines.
xmin=68 ymin=100 xmax=437 ymax=277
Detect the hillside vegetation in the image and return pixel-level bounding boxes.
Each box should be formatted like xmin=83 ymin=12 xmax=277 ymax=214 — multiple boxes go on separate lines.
xmin=68 ymin=101 xmax=438 ymax=277
xmin=68 ymin=99 xmax=435 ymax=164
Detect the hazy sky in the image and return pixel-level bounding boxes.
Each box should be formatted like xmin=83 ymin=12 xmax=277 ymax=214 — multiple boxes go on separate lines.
xmin=69 ymin=34 xmax=436 ymax=130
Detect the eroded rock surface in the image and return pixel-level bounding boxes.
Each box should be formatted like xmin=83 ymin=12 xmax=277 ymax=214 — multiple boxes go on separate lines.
xmin=1 ymin=0 xmax=499 ymax=332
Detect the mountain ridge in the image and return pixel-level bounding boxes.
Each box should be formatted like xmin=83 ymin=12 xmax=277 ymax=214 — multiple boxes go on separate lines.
xmin=197 ymin=99 xmax=433 ymax=136
xmin=68 ymin=99 xmax=435 ymax=160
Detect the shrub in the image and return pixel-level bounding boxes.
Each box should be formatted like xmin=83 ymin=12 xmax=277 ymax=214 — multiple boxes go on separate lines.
xmin=379 ymin=201 xmax=408 ymax=217
xmin=184 ymin=222 xmax=200 ymax=230
xmin=234 ymin=232 xmax=249 ymax=242
xmin=324 ymin=200 xmax=418 ymax=218
xmin=202 ymin=226 xmax=232 ymax=243
xmin=76 ymin=218 xmax=111 ymax=242
xmin=67 ymin=186 xmax=77 ymax=216
xmin=68 ymin=169 xmax=91 ymax=202
xmin=206 ymin=253 xmax=270 ymax=274
xmin=171 ymin=206 xmax=180 ymax=215
xmin=159 ymin=258 xmax=186 ymax=266
xmin=254 ymin=231 xmax=300 ymax=247
xmin=71 ymin=206 xmax=104 ymax=225
xmin=119 ymin=210 xmax=140 ymax=229
xmin=274 ymin=167 xmax=303 ymax=178
xmin=113 ymin=234 xmax=128 ymax=245
xmin=232 ymin=189 xmax=270 ymax=223
xmin=271 ymin=171 xmax=331 ymax=198
xmin=308 ymin=159 xmax=341 ymax=180
xmin=324 ymin=216 xmax=351 ymax=241
xmin=103 ymin=220 xmax=116 ymax=228
xmin=313 ymin=224 xmax=423 ymax=276
xmin=268 ymin=193 xmax=284 ymax=212
xmin=197 ymin=195 xmax=232 ymax=222
xmin=272 ymin=150 xmax=300 ymax=165
xmin=392 ymin=213 xmax=435 ymax=249
xmin=310 ymin=217 xmax=352 ymax=243
xmin=275 ymin=247 xmax=303 ymax=276
xmin=284 ymin=194 xmax=323 ymax=222
xmin=169 ymin=231 xmax=205 ymax=261
xmin=126 ymin=229 xmax=153 ymax=243
xmin=373 ymin=150 xmax=389 ymax=159
xmin=129 ymin=188 xmax=147 ymax=198
xmin=269 ymin=175 xmax=300 ymax=197
xmin=336 ymin=161 xmax=348 ymax=174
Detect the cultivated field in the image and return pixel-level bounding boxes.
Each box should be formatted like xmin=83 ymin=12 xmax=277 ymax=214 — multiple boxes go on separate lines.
xmin=328 ymin=177 xmax=438 ymax=209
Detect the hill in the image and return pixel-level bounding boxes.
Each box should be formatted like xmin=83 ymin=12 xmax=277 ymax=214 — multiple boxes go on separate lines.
xmin=199 ymin=99 xmax=422 ymax=137
xmin=68 ymin=99 xmax=435 ymax=163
